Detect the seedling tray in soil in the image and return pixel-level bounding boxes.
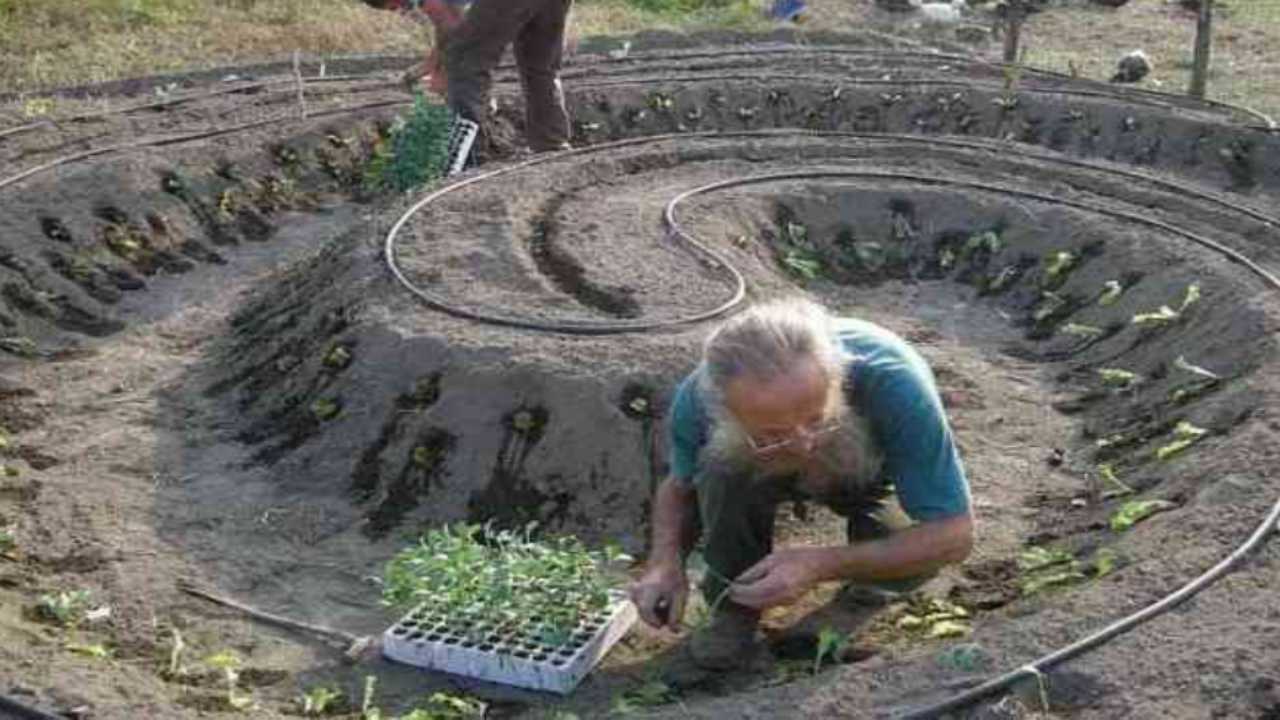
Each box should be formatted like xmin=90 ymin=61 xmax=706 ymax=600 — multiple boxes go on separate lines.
xmin=382 ymin=591 xmax=636 ymax=694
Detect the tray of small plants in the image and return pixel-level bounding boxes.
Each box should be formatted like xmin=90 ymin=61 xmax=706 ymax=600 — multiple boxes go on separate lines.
xmin=380 ymin=523 xmax=636 ymax=694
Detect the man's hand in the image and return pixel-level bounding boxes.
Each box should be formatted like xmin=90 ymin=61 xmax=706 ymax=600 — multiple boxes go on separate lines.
xmin=629 ymin=561 xmax=689 ymax=631
xmin=728 ymin=547 xmax=822 ymax=610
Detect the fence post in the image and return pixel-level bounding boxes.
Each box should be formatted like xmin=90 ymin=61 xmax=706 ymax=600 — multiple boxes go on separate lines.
xmin=1189 ymin=0 xmax=1213 ymax=99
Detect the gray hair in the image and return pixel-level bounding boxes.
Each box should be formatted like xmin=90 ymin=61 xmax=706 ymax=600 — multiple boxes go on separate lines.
xmin=695 ymin=297 xmax=884 ymax=490
xmin=698 ymin=296 xmax=846 ymax=405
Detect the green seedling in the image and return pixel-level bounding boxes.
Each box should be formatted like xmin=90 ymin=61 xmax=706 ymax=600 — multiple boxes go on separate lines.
xmin=939 ymin=247 xmax=956 ymax=271
xmin=784 ymin=221 xmax=808 ymax=245
xmin=961 ymin=231 xmax=1002 ymax=259
xmin=1059 ymin=323 xmax=1103 ymax=340
xmin=382 ymin=523 xmax=626 ymax=651
xmin=3 ymin=466 xmax=18 ymax=478
xmin=66 ymin=642 xmax=112 ymax=660
xmin=1097 ymin=464 xmax=1134 ymax=498
xmin=0 ymin=428 xmax=10 ymax=450
xmin=1131 ymin=283 xmax=1201 ymax=327
xmin=1173 ymin=355 xmax=1219 ymax=381
xmin=1155 ymin=421 xmax=1208 ymax=460
xmin=405 ymin=692 xmax=485 ymax=719
xmin=781 ymin=250 xmax=822 ymax=280
xmin=1020 ymin=566 xmax=1086 ymax=596
xmin=298 ymin=685 xmax=342 ymax=716
xmin=1097 ymin=368 xmax=1139 ymax=389
xmin=1018 ymin=546 xmax=1074 ymax=573
xmin=37 ymin=589 xmax=93 ymax=627
xmin=1042 ymin=251 xmax=1077 ymax=286
xmin=1032 ymin=291 xmax=1065 ymax=323
xmin=987 ymin=265 xmax=1019 ymax=293
xmin=205 ymin=650 xmax=254 ymax=711
xmin=0 ymin=528 xmax=14 ymax=555
xmin=611 ymin=679 xmax=678 ymax=715
xmin=1131 ymin=305 xmax=1178 ymax=327
xmin=310 ymin=398 xmax=341 ymax=421
xmin=813 ymin=627 xmax=850 ymax=675
xmin=646 ymin=93 xmax=674 ymax=112
xmin=167 ymin=628 xmax=187 ymax=678
xmin=1093 ymin=549 xmax=1118 ymax=578
xmin=895 ymin=598 xmax=970 ymax=638
xmin=1098 ymin=280 xmax=1123 ymax=306
xmin=323 ymin=345 xmax=352 ymax=369
xmin=1110 ymin=499 xmax=1176 ymax=531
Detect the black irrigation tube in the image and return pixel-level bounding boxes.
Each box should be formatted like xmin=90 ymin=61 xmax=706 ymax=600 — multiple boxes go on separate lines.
xmin=662 ymin=169 xmax=1280 ymax=719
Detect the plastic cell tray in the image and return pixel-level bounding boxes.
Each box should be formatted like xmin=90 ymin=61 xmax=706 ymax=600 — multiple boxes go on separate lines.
xmin=382 ymin=593 xmax=637 ymax=694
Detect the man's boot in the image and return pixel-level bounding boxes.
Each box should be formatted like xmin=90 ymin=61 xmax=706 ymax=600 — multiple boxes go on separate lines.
xmin=688 ymin=602 xmax=760 ymax=671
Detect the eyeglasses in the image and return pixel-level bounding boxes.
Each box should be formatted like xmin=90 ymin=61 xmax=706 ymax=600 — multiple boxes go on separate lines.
xmin=746 ymin=419 xmax=842 ymax=455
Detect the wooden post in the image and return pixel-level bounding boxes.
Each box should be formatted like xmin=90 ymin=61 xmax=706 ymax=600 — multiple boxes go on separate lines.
xmin=1003 ymin=0 xmax=1027 ymax=65
xmin=1189 ymin=0 xmax=1213 ymax=99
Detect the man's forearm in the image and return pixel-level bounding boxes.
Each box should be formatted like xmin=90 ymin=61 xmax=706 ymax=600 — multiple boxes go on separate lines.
xmin=648 ymin=477 xmax=698 ymax=567
xmin=809 ymin=514 xmax=974 ymax=584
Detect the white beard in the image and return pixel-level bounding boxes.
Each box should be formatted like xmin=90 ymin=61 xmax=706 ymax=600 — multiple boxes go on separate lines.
xmin=700 ymin=389 xmax=884 ymax=499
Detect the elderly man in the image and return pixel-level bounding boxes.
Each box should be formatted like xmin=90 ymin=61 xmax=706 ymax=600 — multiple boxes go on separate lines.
xmin=629 ymin=297 xmax=974 ymax=669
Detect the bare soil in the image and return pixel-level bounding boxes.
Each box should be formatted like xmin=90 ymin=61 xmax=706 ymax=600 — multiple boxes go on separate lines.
xmin=1 ymin=26 xmax=1279 ymax=720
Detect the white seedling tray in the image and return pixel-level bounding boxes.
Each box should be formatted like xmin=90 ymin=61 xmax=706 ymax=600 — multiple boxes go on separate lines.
xmin=382 ymin=593 xmax=637 ymax=694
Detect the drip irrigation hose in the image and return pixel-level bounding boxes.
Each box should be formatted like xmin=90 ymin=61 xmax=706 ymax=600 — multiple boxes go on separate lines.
xmin=659 ymin=170 xmax=1280 ymax=719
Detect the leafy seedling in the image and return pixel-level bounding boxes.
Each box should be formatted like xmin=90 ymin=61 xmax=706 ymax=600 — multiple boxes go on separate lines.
xmin=894 ymin=598 xmax=971 ymax=638
xmin=0 ymin=428 xmax=9 ymax=450
xmin=1042 ymin=251 xmax=1077 ymax=287
xmin=410 ymin=692 xmax=486 ymax=719
xmin=781 ymin=250 xmax=823 ymax=280
xmin=1097 ymin=464 xmax=1134 ymax=498
xmin=1131 ymin=305 xmax=1178 ymax=327
xmin=1155 ymin=421 xmax=1208 ymax=460
xmin=1059 ymin=323 xmax=1103 ymax=340
xmin=0 ymin=528 xmax=14 ymax=556
xmin=1032 ymin=291 xmax=1066 ymax=323
xmin=1018 ymin=546 xmax=1074 ymax=573
xmin=311 ymin=398 xmax=341 ymax=421
xmin=961 ymin=231 xmax=1002 ymax=259
xmin=324 ymin=345 xmax=352 ymax=369
xmin=813 ymin=627 xmax=850 ymax=675
xmin=1098 ymin=280 xmax=1123 ymax=306
xmin=1110 ymin=499 xmax=1176 ymax=531
xmin=66 ymin=642 xmax=112 ymax=660
xmin=1092 ymin=549 xmax=1118 ymax=579
xmin=1173 ymin=355 xmax=1219 ymax=381
xmin=1097 ymin=368 xmax=1139 ymax=389
xmin=611 ymin=679 xmax=679 ymax=715
xmin=36 ymin=589 xmax=93 ymax=627
xmin=298 ymin=685 xmax=343 ymax=716
xmin=205 ymin=650 xmax=254 ymax=711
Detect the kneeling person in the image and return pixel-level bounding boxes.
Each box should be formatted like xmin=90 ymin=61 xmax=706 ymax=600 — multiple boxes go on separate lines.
xmin=629 ymin=297 xmax=974 ymax=669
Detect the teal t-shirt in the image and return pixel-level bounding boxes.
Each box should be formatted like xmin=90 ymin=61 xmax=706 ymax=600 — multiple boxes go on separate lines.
xmin=667 ymin=318 xmax=970 ymax=522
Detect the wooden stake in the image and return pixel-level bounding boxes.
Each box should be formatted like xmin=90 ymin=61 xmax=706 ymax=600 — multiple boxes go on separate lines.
xmin=293 ymin=49 xmax=307 ymax=120
xmin=1002 ymin=0 xmax=1028 ymax=65
xmin=1189 ymin=0 xmax=1213 ymax=99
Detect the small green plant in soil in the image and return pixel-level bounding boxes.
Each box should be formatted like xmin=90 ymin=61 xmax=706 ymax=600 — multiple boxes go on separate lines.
xmin=0 ymin=528 xmax=14 ymax=555
xmin=403 ymin=692 xmax=486 ymax=719
xmin=1097 ymin=463 xmax=1134 ymax=498
xmin=1154 ymin=421 xmax=1208 ymax=460
xmin=382 ymin=523 xmax=631 ymax=649
xmin=1097 ymin=368 xmax=1139 ymax=389
xmin=1041 ymin=251 xmax=1077 ymax=288
xmin=364 ymin=92 xmax=451 ymax=194
xmin=611 ymin=678 xmax=679 ymax=715
xmin=1059 ymin=323 xmax=1103 ymax=340
xmin=1098 ymin=280 xmax=1124 ymax=306
xmin=36 ymin=589 xmax=93 ymax=627
xmin=1111 ymin=499 xmax=1177 ymax=531
xmin=65 ymin=642 xmax=112 ymax=660
xmin=813 ymin=627 xmax=850 ymax=675
xmin=204 ymin=650 xmax=254 ymax=711
xmin=310 ymin=398 xmax=341 ymax=422
xmin=298 ymin=685 xmax=343 ymax=716
xmin=893 ymin=598 xmax=970 ymax=639
xmin=781 ymin=249 xmax=823 ymax=280
xmin=1131 ymin=283 xmax=1201 ymax=327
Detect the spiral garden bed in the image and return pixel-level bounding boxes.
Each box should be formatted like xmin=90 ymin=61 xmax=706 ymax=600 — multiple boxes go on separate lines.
xmin=0 ymin=28 xmax=1278 ymax=720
